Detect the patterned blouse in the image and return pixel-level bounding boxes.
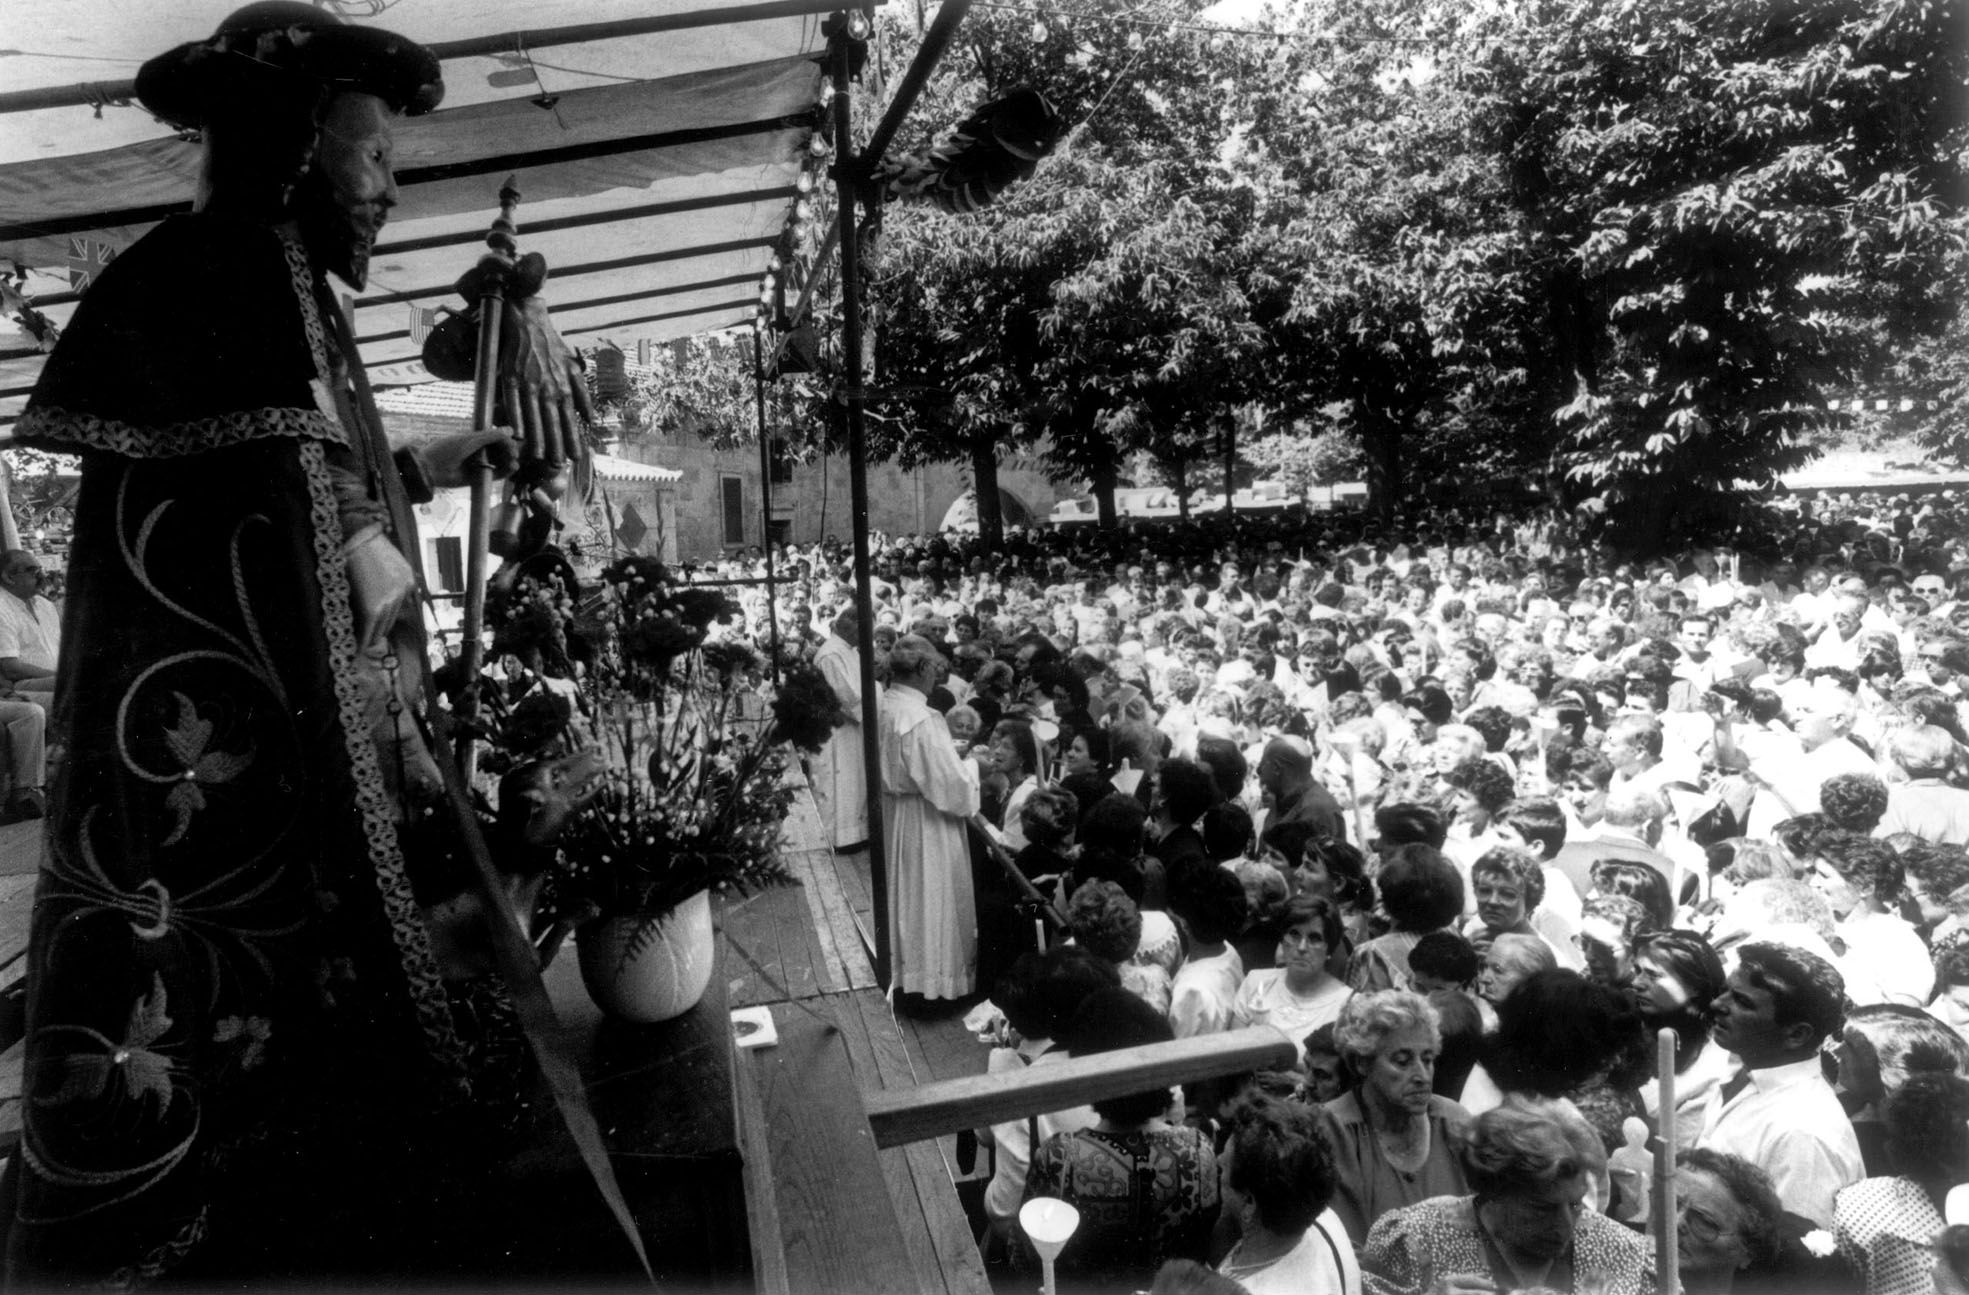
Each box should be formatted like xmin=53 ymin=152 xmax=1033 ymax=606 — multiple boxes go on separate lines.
xmin=1025 ymin=1122 xmax=1220 ymax=1293
xmin=1362 ymin=1195 xmax=1656 ymax=1295
xmin=1835 ymin=1176 xmax=1945 ymax=1295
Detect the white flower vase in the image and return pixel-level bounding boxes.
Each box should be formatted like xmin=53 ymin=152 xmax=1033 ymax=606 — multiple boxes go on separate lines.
xmin=575 ymin=890 xmax=715 ymax=1023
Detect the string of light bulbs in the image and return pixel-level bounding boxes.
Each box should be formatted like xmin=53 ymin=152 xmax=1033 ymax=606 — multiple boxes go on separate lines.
xmin=973 ymin=1 xmax=1290 ymax=42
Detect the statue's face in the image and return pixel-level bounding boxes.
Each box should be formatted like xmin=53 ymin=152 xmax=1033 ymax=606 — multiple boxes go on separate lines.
xmin=296 ymin=92 xmax=398 ymax=289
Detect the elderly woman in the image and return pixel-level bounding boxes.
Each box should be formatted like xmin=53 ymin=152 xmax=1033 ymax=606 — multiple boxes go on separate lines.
xmin=1475 ymin=932 xmax=1556 ymax=1014
xmin=1314 ymin=991 xmax=1472 ymax=1247
xmin=1025 ymin=988 xmax=1220 ymax=1290
xmin=1347 ymin=845 xmax=1466 ymax=993
xmin=1837 ymin=1004 xmax=1969 ymax=1176
xmin=1232 ymin=895 xmax=1354 ymax=1054
xmin=1215 ymin=1093 xmax=1361 ymax=1295
xmin=1459 ymin=846 xmax=1547 ymax=956
xmin=1361 ymin=1103 xmax=1653 ymax=1295
xmin=1671 ymin=1149 xmax=1787 ymax=1295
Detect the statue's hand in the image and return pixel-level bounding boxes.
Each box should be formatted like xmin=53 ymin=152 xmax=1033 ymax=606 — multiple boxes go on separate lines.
xmin=343 ymin=523 xmax=417 ymax=651
xmin=418 ymin=428 xmax=519 ymax=489
xmin=497 ymin=276 xmax=595 ymax=470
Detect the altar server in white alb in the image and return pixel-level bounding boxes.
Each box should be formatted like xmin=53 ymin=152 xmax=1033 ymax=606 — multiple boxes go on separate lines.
xmin=880 ymin=634 xmax=980 ymax=1001
xmin=813 ymin=605 xmax=869 ymax=852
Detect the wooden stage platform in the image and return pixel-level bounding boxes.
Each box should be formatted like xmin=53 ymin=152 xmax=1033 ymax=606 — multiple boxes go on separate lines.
xmin=719 ymin=841 xmax=992 ymax=1295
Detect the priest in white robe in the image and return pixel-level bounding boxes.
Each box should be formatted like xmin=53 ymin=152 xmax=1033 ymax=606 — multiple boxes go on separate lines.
xmin=881 ymin=634 xmax=981 ymax=1000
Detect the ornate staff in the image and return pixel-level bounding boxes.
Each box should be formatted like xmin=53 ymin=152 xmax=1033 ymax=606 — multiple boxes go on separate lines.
xmin=453 ymin=174 xmax=522 ymax=777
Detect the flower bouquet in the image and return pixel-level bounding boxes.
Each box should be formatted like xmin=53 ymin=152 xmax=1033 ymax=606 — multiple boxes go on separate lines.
xmin=491 ymin=555 xmax=845 ymax=1016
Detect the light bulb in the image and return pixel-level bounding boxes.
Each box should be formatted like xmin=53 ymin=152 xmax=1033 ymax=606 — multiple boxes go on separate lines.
xmin=847 ymin=9 xmax=871 ymax=39
xmin=794 ymin=198 xmax=812 ymax=221
xmin=820 ymin=81 xmax=836 ymax=107
xmin=797 ymin=170 xmax=816 ymax=194
xmin=809 ymin=133 xmax=829 ymax=158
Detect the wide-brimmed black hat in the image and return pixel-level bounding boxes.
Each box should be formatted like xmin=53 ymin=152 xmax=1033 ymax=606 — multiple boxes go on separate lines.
xmin=136 ymin=2 xmax=443 ymax=128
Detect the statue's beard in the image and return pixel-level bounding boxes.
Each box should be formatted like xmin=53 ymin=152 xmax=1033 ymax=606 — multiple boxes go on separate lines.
xmin=294 ymin=179 xmax=385 ymax=290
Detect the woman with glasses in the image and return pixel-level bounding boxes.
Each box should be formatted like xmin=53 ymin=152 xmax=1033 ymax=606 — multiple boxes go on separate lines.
xmin=1361 ymin=1103 xmax=1651 ymax=1295
xmin=1231 ymin=895 xmax=1353 ymax=1058
xmin=1671 ymin=1148 xmax=1788 ymax=1295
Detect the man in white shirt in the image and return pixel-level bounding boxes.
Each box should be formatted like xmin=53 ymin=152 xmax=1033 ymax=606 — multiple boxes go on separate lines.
xmin=1804 ymin=592 xmax=1870 ymax=670
xmin=1694 ymin=941 xmax=1864 ymax=1227
xmin=0 ymin=551 xmax=59 ymax=704
xmin=1722 ymin=682 xmax=1877 ymax=839
xmin=0 ymin=552 xmax=52 ymax=821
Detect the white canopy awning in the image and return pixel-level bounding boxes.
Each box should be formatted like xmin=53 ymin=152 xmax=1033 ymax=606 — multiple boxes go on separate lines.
xmin=593 ymin=453 xmax=683 ymax=483
xmin=0 ymin=1 xmax=847 ymax=431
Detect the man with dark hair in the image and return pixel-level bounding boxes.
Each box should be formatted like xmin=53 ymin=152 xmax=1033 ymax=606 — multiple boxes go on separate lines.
xmin=1695 ymin=941 xmax=1863 ymax=1226
xmin=1407 ymin=930 xmax=1480 ymax=993
xmin=1373 ymin=802 xmax=1447 ymax=853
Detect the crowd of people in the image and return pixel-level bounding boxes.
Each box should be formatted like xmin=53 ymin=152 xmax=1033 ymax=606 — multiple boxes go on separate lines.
xmin=695 ymin=492 xmax=1969 ymax=1294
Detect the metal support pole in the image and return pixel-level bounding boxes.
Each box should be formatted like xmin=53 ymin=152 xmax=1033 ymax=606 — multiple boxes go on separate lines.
xmin=753 ymin=331 xmax=783 ymax=680
xmin=834 ymin=26 xmax=891 ymax=990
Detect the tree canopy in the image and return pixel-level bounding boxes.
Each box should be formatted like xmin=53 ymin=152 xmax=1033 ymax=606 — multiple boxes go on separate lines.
xmin=761 ymin=0 xmax=1968 ymax=548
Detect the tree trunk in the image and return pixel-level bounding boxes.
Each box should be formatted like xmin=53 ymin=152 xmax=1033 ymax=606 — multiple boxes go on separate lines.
xmin=1223 ymin=418 xmax=1236 ymax=515
xmin=1361 ymin=411 xmax=1402 ymax=521
xmin=969 ymin=435 xmax=1004 ymax=548
xmin=1091 ymin=456 xmax=1119 ymax=529
xmin=1173 ymin=456 xmax=1190 ymax=522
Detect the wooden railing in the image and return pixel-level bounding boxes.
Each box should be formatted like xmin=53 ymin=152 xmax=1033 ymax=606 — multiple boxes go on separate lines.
xmin=863 ymin=1025 xmax=1297 ymax=1149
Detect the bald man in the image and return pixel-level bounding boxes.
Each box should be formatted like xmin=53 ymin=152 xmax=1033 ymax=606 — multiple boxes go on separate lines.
xmin=1258 ymin=736 xmax=1345 ymax=844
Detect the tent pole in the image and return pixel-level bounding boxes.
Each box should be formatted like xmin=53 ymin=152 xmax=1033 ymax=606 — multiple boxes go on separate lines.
xmin=833 ymin=22 xmax=891 ymax=990
xmin=860 ymin=0 xmax=976 ymax=170
xmin=753 ymin=331 xmax=783 ymax=682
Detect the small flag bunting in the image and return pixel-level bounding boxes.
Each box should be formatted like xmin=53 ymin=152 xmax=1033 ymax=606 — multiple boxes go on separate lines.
xmin=65 ymin=236 xmax=117 ymax=292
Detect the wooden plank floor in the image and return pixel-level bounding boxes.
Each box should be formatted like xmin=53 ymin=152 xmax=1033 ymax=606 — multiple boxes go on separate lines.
xmin=722 ymin=785 xmax=990 ymax=1295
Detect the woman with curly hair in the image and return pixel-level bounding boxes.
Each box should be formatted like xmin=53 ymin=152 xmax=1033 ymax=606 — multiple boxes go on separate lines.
xmin=1835 ymin=1062 xmax=1969 ymax=1295
xmin=1214 ymin=1092 xmax=1359 ymax=1295
xmin=1821 ymin=771 xmax=1890 ymax=836
xmin=1443 ymin=755 xmax=1518 ymax=877
xmin=1346 ymin=845 xmax=1465 ymax=994
xmin=1066 ymin=879 xmax=1171 ymax=1016
xmin=1231 ymin=895 xmax=1352 ymax=1057
xmin=1459 ymin=969 xmax=1649 ymax=1196
xmin=1314 ymin=990 xmax=1471 ymax=1247
xmin=1459 ymin=845 xmax=1547 ymax=956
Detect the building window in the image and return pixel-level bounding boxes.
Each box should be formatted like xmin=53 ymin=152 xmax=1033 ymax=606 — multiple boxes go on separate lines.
xmin=768 ymin=437 xmax=794 ymax=484
xmin=432 ymin=536 xmax=464 ymax=591
xmin=721 ymin=475 xmax=746 ymax=546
